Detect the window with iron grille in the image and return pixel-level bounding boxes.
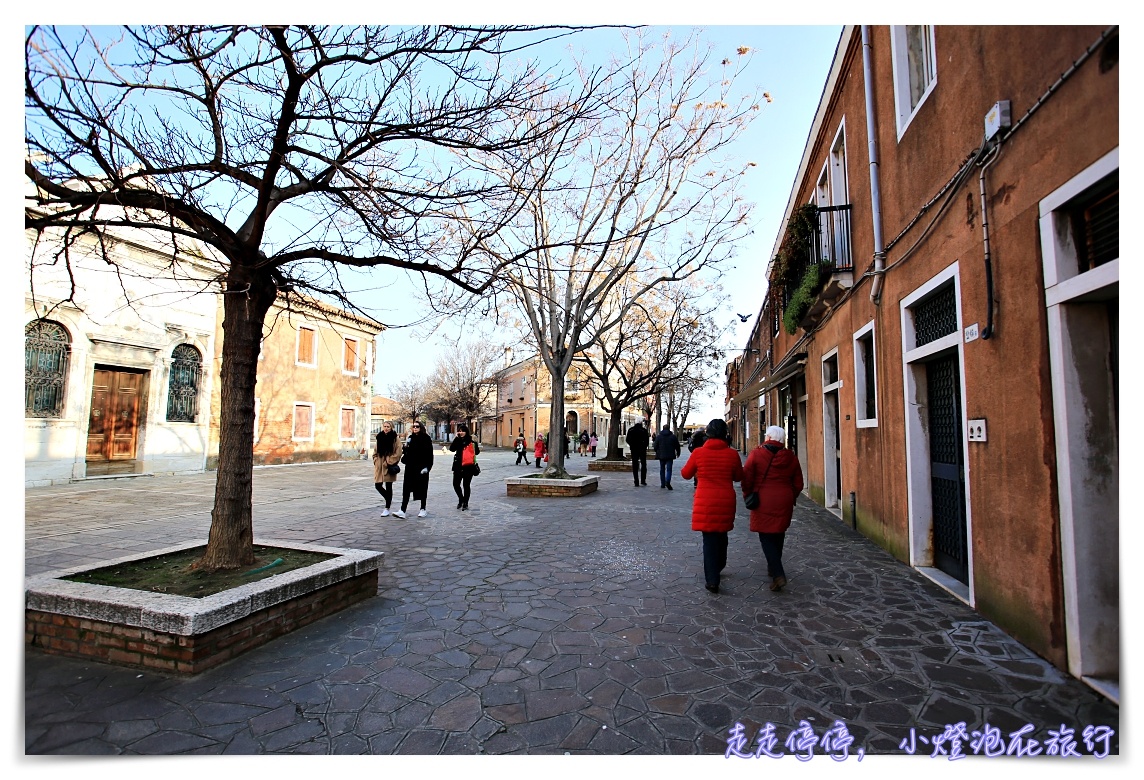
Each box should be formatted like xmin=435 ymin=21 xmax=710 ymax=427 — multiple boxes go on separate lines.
xmin=912 ymin=282 xmax=958 ymax=348
xmin=25 ymin=319 xmax=71 ymax=418
xmin=166 ymin=344 xmax=203 ymax=422
xmin=1069 ymin=170 xmax=1118 ymax=274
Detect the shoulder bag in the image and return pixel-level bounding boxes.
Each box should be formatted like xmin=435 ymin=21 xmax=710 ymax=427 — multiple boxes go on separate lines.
xmin=744 ymin=450 xmax=775 ymax=511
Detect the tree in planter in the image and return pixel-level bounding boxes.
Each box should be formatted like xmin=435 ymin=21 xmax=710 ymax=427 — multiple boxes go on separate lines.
xmin=580 ymin=281 xmax=725 ymax=460
xmin=25 ymin=24 xmax=600 ymax=570
xmin=455 ymin=31 xmax=760 ymax=476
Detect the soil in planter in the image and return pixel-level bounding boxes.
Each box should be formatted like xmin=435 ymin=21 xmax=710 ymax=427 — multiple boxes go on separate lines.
xmin=62 ymin=545 xmax=336 ymax=598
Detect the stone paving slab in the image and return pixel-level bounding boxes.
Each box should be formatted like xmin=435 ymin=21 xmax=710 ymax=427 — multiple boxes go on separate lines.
xmin=24 ymin=448 xmax=1119 ymax=755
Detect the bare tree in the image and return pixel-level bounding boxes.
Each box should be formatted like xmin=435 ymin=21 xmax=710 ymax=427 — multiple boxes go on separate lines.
xmin=425 ymin=340 xmax=503 ymax=431
xmin=25 ymin=24 xmax=602 ymax=569
xmin=389 ymin=375 xmax=432 ymax=424
xmin=581 ymin=283 xmax=726 ymax=459
xmin=459 ymin=31 xmax=760 ymax=476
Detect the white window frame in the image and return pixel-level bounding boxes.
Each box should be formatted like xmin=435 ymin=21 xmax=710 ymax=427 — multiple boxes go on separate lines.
xmin=853 ymin=320 xmax=878 ymax=428
xmin=339 ymin=406 xmax=357 ymax=441
xmin=295 ymin=325 xmax=317 ymax=369
xmin=292 ymin=402 xmax=316 ymax=442
xmin=341 ymin=336 xmax=359 ymax=376
xmin=890 ymin=25 xmax=938 ymax=139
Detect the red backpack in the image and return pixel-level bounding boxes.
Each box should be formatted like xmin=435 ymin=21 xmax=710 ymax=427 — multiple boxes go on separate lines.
xmin=461 ymin=443 xmax=476 ymax=466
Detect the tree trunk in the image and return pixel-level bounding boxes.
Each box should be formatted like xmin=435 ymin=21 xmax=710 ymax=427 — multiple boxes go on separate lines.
xmin=195 ymin=265 xmax=277 ymax=571
xmin=605 ymin=406 xmax=625 ymax=459
xmin=543 ymin=372 xmax=568 ymax=477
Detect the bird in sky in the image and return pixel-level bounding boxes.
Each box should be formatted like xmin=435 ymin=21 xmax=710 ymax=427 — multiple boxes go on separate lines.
xmin=736 ymin=313 xmax=752 ymax=322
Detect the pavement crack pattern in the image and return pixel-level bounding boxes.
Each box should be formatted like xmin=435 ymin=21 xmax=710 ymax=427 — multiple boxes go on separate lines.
xmin=25 ymin=451 xmax=1118 ymax=755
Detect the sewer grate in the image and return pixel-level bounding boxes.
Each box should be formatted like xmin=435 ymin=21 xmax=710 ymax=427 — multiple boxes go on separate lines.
xmin=806 ymin=647 xmax=877 ymax=669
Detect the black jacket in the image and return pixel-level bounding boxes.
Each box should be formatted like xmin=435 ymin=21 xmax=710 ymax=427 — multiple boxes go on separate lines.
xmin=449 ymin=435 xmax=481 ymax=473
xmin=653 ymin=428 xmax=681 ymax=461
xmin=688 ymin=430 xmax=707 ymax=452
xmin=625 ymin=424 xmax=650 ymax=453
xmin=401 ymin=431 xmax=435 ymax=474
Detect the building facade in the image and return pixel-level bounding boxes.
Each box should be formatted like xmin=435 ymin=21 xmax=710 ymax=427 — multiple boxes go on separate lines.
xmin=24 ymin=221 xmax=219 ymax=486
xmin=732 ymin=26 xmax=1118 ymax=699
xmin=208 ymin=298 xmax=383 ymax=467
xmin=493 ymin=357 xmax=642 ymax=451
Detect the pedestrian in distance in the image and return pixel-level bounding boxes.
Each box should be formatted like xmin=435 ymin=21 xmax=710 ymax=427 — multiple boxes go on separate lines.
xmin=680 ymin=419 xmax=744 ymax=594
xmin=654 ymin=424 xmax=681 ymax=490
xmin=450 ymin=423 xmax=481 ymax=511
xmin=589 ymin=432 xmax=598 ymax=458
xmin=579 ymin=430 xmax=590 ymax=456
xmin=742 ymin=425 xmax=804 ymax=592
xmin=534 ymin=433 xmax=546 ymax=468
xmin=687 ymin=428 xmax=707 ymax=487
xmin=625 ymin=420 xmax=650 ymax=486
xmin=514 ymin=430 xmax=531 ymax=465
xmin=394 ymin=420 xmax=434 ymax=518
xmin=371 ymin=421 xmax=403 ymax=517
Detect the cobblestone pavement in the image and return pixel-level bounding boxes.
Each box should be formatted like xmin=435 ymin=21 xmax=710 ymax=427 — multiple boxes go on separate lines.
xmin=24 ymin=447 xmax=1119 ymax=755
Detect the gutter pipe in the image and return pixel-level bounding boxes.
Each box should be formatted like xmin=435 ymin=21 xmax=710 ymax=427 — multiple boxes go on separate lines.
xmin=861 ymin=26 xmax=887 ymax=303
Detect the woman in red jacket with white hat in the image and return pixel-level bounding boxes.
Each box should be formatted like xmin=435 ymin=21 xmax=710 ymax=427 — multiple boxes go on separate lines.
xmin=680 ymin=418 xmax=744 ymax=594
xmin=742 ymin=425 xmax=804 ymax=592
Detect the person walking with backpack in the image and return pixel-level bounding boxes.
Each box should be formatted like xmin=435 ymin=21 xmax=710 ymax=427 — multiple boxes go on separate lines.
xmin=394 ymin=420 xmax=434 ymax=518
xmin=371 ymin=421 xmax=404 ymax=517
xmin=589 ymin=432 xmax=598 ymax=457
xmin=450 ymin=423 xmax=481 ymax=511
xmin=514 ymin=431 xmax=531 ymax=465
xmin=680 ymin=419 xmax=744 ymax=594
xmin=579 ymin=430 xmax=590 ymax=456
xmin=653 ymin=424 xmax=682 ymax=490
xmin=742 ymin=426 xmax=804 ymax=592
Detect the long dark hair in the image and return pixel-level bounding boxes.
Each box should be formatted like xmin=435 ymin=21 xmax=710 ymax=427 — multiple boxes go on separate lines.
xmin=376 ymin=425 xmax=398 ymax=457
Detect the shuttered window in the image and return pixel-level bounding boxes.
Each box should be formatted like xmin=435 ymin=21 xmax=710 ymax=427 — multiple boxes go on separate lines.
xmin=297 ymin=326 xmax=316 ymax=366
xmin=343 ymin=337 xmax=358 ymax=374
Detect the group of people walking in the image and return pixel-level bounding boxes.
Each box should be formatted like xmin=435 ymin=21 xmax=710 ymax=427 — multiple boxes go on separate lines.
xmin=372 ymin=421 xmax=481 ymax=517
xmin=374 ymin=416 xmax=803 ymax=596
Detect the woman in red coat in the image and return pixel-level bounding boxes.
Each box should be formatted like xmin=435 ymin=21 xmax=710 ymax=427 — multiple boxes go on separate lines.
xmin=742 ymin=425 xmax=804 ymax=591
xmin=680 ymin=418 xmax=744 ymax=594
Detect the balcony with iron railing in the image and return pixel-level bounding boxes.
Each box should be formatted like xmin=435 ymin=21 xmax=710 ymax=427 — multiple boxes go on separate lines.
xmin=777 ymin=204 xmax=855 ymax=334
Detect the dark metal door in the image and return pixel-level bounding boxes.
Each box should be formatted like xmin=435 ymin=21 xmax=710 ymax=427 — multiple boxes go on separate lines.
xmin=926 ymin=354 xmax=968 ymax=584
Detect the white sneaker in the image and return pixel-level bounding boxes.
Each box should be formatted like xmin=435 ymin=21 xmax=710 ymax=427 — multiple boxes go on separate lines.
xmin=392 ymin=509 xmax=406 ymax=518
xmin=380 ymin=508 xmax=390 ymax=517
xmin=417 ymin=509 xmax=428 ymax=518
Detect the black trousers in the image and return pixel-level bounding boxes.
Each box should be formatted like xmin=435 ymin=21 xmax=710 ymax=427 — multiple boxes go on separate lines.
xmin=401 ymin=474 xmax=428 ymax=511
xmin=374 ymin=481 xmax=393 ymax=508
xmin=631 ymin=453 xmax=647 ymax=485
xmin=515 ymin=450 xmax=530 ymax=464
xmin=758 ymin=532 xmax=787 ymax=579
xmin=453 ymin=470 xmax=473 ymax=505
xmin=702 ymin=531 xmax=728 ymax=587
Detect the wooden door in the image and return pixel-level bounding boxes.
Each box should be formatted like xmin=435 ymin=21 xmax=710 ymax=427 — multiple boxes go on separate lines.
xmin=87 ymin=369 xmax=143 ymax=464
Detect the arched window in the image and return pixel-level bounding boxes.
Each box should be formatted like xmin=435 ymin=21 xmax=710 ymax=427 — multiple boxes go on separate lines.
xmin=166 ymin=344 xmax=203 ymax=422
xmin=25 ymin=320 xmax=71 ymax=418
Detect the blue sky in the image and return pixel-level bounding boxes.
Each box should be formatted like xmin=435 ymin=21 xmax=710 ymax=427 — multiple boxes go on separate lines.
xmin=365 ymin=25 xmax=844 ymax=423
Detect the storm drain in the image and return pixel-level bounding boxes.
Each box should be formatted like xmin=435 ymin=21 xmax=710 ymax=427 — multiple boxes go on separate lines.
xmin=806 ymin=647 xmax=878 ymax=669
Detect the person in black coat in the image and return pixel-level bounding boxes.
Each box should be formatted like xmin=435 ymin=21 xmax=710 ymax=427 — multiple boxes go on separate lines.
xmin=653 ymin=424 xmax=682 ymax=490
xmin=625 ymin=421 xmax=650 ymax=487
xmin=687 ymin=429 xmax=707 ymax=486
xmin=394 ymin=421 xmax=434 ymax=518
xmin=449 ymin=423 xmax=481 ymax=511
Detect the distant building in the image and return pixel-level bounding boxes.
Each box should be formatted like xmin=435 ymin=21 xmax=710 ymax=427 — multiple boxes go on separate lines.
xmin=24 ymin=215 xmax=219 ymax=486
xmin=207 ymin=297 xmax=383 ymax=467
xmin=369 ymin=395 xmax=406 ymax=436
xmin=731 ymin=26 xmax=1118 ymax=699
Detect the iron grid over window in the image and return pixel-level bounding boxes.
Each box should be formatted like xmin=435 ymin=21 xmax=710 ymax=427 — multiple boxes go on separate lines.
xmin=166 ymin=344 xmax=202 ymax=422
xmin=25 ymin=319 xmax=70 ymax=418
xmin=912 ymin=283 xmax=958 ymax=348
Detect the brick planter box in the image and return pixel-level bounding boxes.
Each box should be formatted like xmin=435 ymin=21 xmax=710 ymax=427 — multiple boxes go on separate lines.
xmin=505 ymin=474 xmax=599 ymax=497
xmin=25 ymin=540 xmax=382 ymax=675
xmin=588 ymin=458 xmax=632 ymax=472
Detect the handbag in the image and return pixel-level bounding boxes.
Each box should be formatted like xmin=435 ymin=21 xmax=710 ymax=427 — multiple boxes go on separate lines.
xmin=387 ymin=464 xmax=401 ymax=476
xmin=472 ymin=462 xmax=481 ymax=476
xmin=744 ymin=450 xmax=776 ymax=511
xmin=461 ymin=443 xmax=476 ymax=467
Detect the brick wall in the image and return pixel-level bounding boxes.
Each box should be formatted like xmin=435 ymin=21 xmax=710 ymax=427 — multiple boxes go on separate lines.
xmin=506 ymin=483 xmax=598 ymax=498
xmin=26 ymin=571 xmax=377 ymax=675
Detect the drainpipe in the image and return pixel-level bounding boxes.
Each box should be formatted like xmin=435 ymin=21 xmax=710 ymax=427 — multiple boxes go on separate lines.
xmin=978 ymin=143 xmax=1002 ymax=339
xmin=861 ymin=26 xmax=887 ymax=303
